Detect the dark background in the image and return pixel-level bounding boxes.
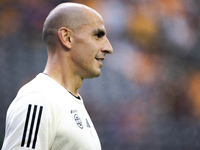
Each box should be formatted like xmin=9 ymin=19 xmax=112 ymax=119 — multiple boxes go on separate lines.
xmin=1 ymin=0 xmax=200 ymax=149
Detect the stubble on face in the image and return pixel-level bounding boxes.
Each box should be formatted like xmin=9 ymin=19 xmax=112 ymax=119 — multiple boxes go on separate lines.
xmin=70 ymin=13 xmax=106 ymax=79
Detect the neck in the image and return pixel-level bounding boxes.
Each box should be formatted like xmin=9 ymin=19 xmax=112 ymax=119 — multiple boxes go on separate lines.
xmin=44 ymin=51 xmax=82 ymax=97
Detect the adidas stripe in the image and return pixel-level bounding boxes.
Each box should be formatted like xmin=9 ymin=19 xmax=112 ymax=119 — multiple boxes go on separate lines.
xmin=21 ymin=104 xmax=43 ymax=149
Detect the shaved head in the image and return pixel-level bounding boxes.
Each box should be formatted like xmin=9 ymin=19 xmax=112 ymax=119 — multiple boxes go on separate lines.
xmin=42 ymin=3 xmax=102 ymax=48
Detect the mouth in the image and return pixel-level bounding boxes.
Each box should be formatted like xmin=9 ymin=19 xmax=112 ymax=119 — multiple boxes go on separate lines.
xmin=95 ymin=58 xmax=104 ymax=62
xmin=95 ymin=58 xmax=104 ymax=67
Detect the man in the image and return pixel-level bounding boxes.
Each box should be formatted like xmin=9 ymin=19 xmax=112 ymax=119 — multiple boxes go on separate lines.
xmin=2 ymin=2 xmax=113 ymax=150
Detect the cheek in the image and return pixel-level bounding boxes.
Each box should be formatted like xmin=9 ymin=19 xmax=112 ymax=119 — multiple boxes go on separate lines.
xmin=77 ymin=43 xmax=96 ymax=60
xmin=71 ymin=45 xmax=93 ymax=68
xmin=72 ymin=36 xmax=97 ymax=63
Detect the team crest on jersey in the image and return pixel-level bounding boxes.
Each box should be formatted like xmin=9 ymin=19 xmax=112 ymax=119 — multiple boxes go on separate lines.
xmin=74 ymin=114 xmax=83 ymax=129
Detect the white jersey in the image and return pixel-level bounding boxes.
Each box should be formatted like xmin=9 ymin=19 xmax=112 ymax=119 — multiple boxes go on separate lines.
xmin=2 ymin=73 xmax=101 ymax=150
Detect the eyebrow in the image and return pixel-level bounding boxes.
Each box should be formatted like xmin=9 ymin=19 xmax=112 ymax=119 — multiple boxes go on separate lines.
xmin=93 ymin=28 xmax=106 ymax=36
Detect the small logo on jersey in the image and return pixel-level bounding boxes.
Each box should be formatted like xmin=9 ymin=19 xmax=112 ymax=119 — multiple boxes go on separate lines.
xmin=74 ymin=114 xmax=83 ymax=129
xmin=71 ymin=109 xmax=77 ymax=114
xmin=86 ymin=119 xmax=91 ymax=128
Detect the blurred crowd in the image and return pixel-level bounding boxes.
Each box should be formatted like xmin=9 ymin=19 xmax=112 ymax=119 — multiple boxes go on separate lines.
xmin=1 ymin=0 xmax=200 ymax=149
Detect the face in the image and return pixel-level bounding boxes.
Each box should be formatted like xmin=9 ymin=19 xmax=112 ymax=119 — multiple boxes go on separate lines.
xmin=70 ymin=12 xmax=113 ymax=79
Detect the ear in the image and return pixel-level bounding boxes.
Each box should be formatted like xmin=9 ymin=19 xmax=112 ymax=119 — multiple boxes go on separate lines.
xmin=58 ymin=27 xmax=72 ymax=49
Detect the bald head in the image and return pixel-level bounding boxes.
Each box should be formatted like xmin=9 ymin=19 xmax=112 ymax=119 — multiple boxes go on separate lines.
xmin=42 ymin=3 xmax=102 ymax=47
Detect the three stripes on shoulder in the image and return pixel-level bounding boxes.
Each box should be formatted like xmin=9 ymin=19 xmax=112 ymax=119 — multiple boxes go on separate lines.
xmin=21 ymin=104 xmax=43 ymax=149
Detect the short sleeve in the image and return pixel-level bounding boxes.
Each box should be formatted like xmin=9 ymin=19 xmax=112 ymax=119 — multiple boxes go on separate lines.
xmin=1 ymin=93 xmax=56 ymax=150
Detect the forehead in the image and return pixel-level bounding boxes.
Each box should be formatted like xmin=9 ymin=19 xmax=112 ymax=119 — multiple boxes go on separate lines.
xmin=74 ymin=8 xmax=106 ymax=34
xmin=85 ymin=13 xmax=106 ymax=33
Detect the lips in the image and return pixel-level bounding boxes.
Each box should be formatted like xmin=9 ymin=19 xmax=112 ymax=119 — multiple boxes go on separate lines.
xmin=95 ymin=58 xmax=102 ymax=62
xmin=95 ymin=57 xmax=104 ymax=62
xmin=95 ymin=57 xmax=104 ymax=67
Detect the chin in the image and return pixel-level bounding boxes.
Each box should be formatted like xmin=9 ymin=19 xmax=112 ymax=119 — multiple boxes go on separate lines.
xmin=85 ymin=70 xmax=101 ymax=79
xmin=93 ymin=72 xmax=101 ymax=78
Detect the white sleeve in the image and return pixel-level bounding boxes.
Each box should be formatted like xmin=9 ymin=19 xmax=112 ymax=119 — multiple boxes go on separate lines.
xmin=1 ymin=93 xmax=56 ymax=150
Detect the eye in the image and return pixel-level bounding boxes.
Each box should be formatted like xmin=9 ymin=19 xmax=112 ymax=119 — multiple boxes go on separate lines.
xmin=94 ymin=29 xmax=105 ymax=39
xmin=95 ymin=33 xmax=102 ymax=39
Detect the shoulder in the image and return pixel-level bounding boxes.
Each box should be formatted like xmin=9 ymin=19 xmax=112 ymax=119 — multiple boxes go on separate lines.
xmin=14 ymin=73 xmax=63 ymax=105
xmin=7 ymin=73 xmax=59 ymax=118
xmin=18 ymin=73 xmax=54 ymax=95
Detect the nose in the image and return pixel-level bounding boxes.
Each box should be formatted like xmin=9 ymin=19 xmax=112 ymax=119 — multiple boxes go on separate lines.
xmin=101 ymin=38 xmax=113 ymax=54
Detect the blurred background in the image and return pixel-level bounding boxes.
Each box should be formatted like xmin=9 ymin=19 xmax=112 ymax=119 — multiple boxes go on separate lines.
xmin=1 ymin=0 xmax=200 ymax=149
